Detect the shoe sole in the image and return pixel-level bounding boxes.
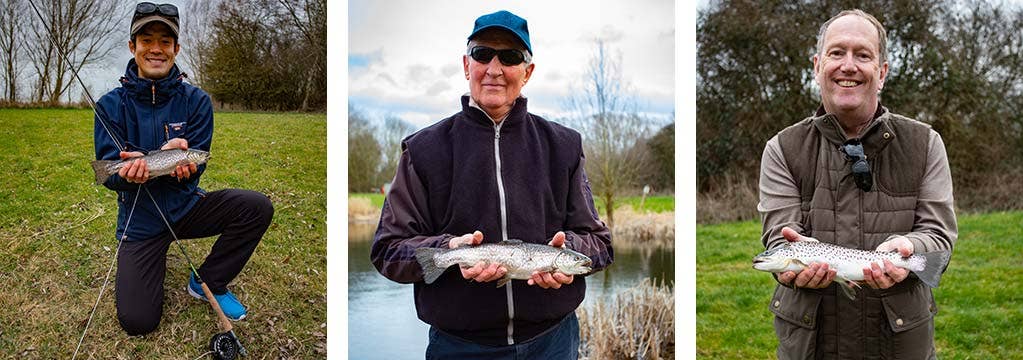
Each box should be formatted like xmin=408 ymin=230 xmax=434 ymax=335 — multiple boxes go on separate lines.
xmin=186 ymin=285 xmax=246 ymax=321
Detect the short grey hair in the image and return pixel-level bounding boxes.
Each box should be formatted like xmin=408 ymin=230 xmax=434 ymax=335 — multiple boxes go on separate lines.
xmin=815 ymin=9 xmax=888 ymax=65
xmin=466 ymin=39 xmax=533 ymax=65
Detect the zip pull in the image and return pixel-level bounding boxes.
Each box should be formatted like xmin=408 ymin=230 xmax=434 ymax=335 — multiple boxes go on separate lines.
xmin=164 ymin=124 xmax=169 ymax=141
xmin=151 ymin=83 xmax=156 ymax=105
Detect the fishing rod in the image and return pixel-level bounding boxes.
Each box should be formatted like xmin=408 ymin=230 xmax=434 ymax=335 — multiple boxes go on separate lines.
xmin=26 ymin=2 xmax=246 ymax=359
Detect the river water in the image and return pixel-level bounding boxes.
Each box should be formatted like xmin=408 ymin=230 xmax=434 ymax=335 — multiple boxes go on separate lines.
xmin=347 ymin=222 xmax=674 ymax=359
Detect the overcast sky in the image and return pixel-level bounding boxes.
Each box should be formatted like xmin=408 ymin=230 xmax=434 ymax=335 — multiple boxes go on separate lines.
xmin=348 ymin=0 xmax=676 ymax=129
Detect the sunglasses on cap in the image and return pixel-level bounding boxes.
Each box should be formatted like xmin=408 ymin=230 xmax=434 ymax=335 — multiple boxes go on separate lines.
xmin=133 ymin=2 xmax=178 ymax=21
xmin=469 ymin=46 xmax=528 ymax=66
xmin=841 ymin=139 xmax=872 ymax=192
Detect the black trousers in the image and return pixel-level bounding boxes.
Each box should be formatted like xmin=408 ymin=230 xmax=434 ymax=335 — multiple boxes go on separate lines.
xmin=115 ymin=189 xmax=273 ymax=335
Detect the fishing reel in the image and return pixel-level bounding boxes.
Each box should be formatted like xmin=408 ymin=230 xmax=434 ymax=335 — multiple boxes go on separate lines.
xmin=209 ymin=330 xmax=247 ymax=360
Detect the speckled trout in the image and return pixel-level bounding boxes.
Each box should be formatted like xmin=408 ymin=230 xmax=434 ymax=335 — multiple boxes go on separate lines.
xmin=415 ymin=239 xmax=593 ymax=287
xmin=91 ymin=149 xmax=210 ymax=185
xmin=753 ymin=239 xmax=950 ymax=299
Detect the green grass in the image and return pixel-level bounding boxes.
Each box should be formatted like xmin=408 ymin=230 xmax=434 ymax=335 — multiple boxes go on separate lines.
xmin=0 ymin=108 xmax=326 ymax=358
xmin=349 ymin=193 xmax=384 ymax=208
xmin=697 ymin=212 xmax=1023 ymax=359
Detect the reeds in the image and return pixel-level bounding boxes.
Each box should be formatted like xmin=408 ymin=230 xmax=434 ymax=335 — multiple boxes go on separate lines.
xmin=348 ymin=196 xmax=379 ymax=223
xmin=611 ymin=206 xmax=674 ymax=248
xmin=578 ymin=278 xmax=675 ymax=360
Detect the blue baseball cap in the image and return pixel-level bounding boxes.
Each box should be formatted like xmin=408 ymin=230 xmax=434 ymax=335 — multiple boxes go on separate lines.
xmin=467 ymin=10 xmax=532 ymax=55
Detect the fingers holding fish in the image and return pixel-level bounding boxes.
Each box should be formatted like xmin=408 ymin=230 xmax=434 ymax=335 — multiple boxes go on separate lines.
xmin=449 ymin=231 xmax=484 ymax=249
xmin=549 ymin=231 xmax=566 ymax=248
xmin=863 ymin=262 xmax=896 ymax=289
xmin=120 ymin=156 xmax=149 ymax=183
xmin=778 ymin=271 xmax=797 ymax=286
xmin=461 ymin=262 xmax=506 ymax=282
xmin=527 ymin=271 xmax=573 ymax=289
xmin=794 ymin=263 xmax=835 ymax=289
xmin=884 ymin=259 xmax=910 ymax=283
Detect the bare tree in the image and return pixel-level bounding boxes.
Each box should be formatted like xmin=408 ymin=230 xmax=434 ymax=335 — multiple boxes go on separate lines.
xmin=278 ymin=0 xmax=326 ymax=111
xmin=376 ymin=115 xmax=416 ymax=185
xmin=0 ymin=0 xmax=23 ymax=102
xmin=24 ymin=0 xmax=123 ymax=104
xmin=564 ymin=40 xmax=651 ymax=229
xmin=349 ymin=105 xmax=383 ymax=192
xmin=180 ymin=0 xmax=222 ymax=87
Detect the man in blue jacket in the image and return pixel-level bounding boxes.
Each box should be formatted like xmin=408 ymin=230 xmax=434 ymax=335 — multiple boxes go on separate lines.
xmin=371 ymin=10 xmax=613 ymax=359
xmin=94 ymin=2 xmax=273 ymax=336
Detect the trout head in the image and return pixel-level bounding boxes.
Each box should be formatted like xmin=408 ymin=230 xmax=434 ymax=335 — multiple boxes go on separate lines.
xmin=752 ymin=245 xmax=801 ymax=273
xmin=554 ymin=248 xmax=593 ymax=275
xmin=186 ymin=149 xmax=211 ymax=165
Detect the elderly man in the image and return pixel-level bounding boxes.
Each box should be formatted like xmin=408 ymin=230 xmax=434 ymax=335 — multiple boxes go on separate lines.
xmin=757 ymin=9 xmax=957 ymax=359
xmin=94 ymin=2 xmax=273 ymax=335
xmin=371 ymin=10 xmax=613 ymax=359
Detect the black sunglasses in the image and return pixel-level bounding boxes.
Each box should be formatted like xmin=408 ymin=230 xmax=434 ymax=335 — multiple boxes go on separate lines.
xmin=841 ymin=140 xmax=872 ymax=192
xmin=134 ymin=2 xmax=179 ymax=21
xmin=469 ymin=46 xmax=528 ymax=66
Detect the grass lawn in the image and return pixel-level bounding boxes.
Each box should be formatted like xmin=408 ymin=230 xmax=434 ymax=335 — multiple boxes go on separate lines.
xmin=0 ymin=108 xmax=326 ymax=358
xmin=697 ymin=212 xmax=1023 ymax=358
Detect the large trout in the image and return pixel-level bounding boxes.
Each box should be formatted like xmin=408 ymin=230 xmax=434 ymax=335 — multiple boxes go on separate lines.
xmin=415 ymin=239 xmax=593 ymax=287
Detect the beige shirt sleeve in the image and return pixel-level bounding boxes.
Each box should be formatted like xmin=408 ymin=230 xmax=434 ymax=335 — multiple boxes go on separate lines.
xmin=758 ymin=134 xmax=803 ymax=251
xmin=898 ymin=130 xmax=958 ymax=253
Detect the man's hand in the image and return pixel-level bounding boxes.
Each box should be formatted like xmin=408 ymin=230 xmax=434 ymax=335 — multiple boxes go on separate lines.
xmin=527 ymin=231 xmax=575 ymax=289
xmin=451 ymin=231 xmax=508 ymax=283
xmin=162 ymin=138 xmax=197 ymax=180
xmin=117 ymin=151 xmax=149 ymax=183
xmin=776 ymin=227 xmax=837 ymax=289
xmin=862 ymin=236 xmax=913 ymax=289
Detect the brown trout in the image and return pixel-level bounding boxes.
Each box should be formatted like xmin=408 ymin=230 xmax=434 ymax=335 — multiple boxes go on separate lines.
xmin=753 ymin=239 xmax=950 ymax=299
xmin=415 ymin=239 xmax=593 ymax=287
xmin=91 ymin=149 xmax=210 ymax=184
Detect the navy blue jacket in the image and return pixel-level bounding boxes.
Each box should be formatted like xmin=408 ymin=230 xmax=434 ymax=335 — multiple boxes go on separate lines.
xmin=371 ymin=96 xmax=613 ymax=346
xmin=94 ymin=59 xmax=213 ymax=241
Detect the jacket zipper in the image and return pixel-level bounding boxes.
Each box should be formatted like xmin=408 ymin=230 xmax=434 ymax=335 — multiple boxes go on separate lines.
xmin=151 ymin=83 xmax=156 ymax=105
xmin=493 ymin=122 xmax=515 ymax=345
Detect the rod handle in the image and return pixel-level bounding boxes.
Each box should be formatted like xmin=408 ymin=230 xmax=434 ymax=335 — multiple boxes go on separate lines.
xmin=201 ymin=282 xmax=234 ymax=332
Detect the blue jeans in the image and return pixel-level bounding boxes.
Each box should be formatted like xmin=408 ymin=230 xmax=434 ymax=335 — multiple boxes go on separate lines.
xmin=425 ymin=312 xmax=580 ymax=360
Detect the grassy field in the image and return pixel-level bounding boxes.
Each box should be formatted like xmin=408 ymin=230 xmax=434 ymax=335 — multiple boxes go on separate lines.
xmin=0 ymin=109 xmax=326 ymax=358
xmin=697 ymin=212 xmax=1023 ymax=358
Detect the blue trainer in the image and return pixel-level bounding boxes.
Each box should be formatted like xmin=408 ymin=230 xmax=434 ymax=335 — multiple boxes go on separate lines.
xmin=187 ymin=274 xmax=247 ymax=321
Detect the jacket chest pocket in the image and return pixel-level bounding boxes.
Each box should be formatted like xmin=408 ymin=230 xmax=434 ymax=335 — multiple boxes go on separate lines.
xmin=164 ymin=121 xmax=188 ymax=141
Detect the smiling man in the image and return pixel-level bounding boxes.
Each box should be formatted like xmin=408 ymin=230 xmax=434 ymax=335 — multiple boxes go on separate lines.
xmin=371 ymin=10 xmax=613 ymax=359
xmin=94 ymin=2 xmax=273 ymax=336
xmin=757 ymin=9 xmax=957 ymax=359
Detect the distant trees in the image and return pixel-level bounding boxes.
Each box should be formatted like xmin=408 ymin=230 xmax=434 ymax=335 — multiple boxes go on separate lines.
xmin=198 ymin=0 xmax=326 ymax=111
xmin=698 ymin=0 xmax=1023 ymax=218
xmin=0 ymin=0 xmax=325 ymax=112
xmin=347 ymin=106 xmax=418 ymax=193
xmin=348 ymin=106 xmax=382 ymax=192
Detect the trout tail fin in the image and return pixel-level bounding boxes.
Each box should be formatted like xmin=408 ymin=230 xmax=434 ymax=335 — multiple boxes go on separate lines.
xmin=91 ymin=160 xmax=116 ymax=185
xmin=913 ymin=250 xmax=951 ymax=288
xmin=415 ymin=247 xmax=446 ymax=284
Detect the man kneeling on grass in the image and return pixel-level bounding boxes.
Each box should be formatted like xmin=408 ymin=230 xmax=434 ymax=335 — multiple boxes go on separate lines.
xmin=93 ymin=2 xmax=273 ymax=335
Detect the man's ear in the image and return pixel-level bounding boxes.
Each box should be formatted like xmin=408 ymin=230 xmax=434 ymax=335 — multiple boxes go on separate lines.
xmin=877 ymin=61 xmax=889 ymax=91
xmin=463 ymin=55 xmax=470 ymax=79
xmin=128 ymin=40 xmax=135 ymax=53
xmin=523 ymin=63 xmax=535 ymax=84
xmin=812 ymin=54 xmax=820 ymax=75
xmin=174 ymin=42 xmax=181 ymax=55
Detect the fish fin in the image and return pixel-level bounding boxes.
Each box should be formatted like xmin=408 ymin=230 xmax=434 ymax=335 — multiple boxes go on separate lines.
xmin=913 ymin=250 xmax=951 ymax=288
xmin=835 ymin=276 xmax=860 ymax=300
xmin=91 ymin=160 xmax=116 ymax=185
xmin=496 ymin=276 xmax=512 ymax=288
xmin=414 ymin=247 xmax=446 ymax=284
